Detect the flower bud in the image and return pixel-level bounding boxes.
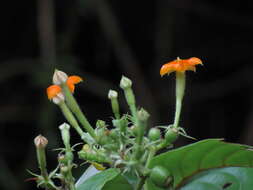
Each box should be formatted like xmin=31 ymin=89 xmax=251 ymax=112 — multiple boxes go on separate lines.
xmin=108 ymin=90 xmax=118 ymax=99
xmin=34 ymin=135 xmax=48 ymax=148
xmin=60 ymin=166 xmax=69 ymax=174
xmin=165 ymin=127 xmax=179 ymax=144
xmin=137 ymin=108 xmax=150 ymax=122
xmin=150 ymin=166 xmax=172 ymax=187
xmin=120 ymin=76 xmax=132 ymax=89
xmin=96 ymin=120 xmax=106 ymax=128
xmin=59 ymin=123 xmax=71 ymax=148
xmin=59 ymin=122 xmax=70 ymax=130
xmin=148 ymin=128 xmax=161 ymax=141
xmin=82 ymin=144 xmax=91 ymax=152
xmin=58 ymin=154 xmax=66 ymax=164
xmin=52 ymin=69 xmax=68 ymax=85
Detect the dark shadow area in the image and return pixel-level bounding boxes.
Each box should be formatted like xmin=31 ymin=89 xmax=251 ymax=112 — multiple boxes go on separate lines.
xmin=1 ymin=0 xmax=253 ymax=189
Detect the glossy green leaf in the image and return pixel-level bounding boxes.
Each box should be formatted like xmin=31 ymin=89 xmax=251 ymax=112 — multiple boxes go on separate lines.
xmin=147 ymin=139 xmax=253 ymax=189
xmin=76 ymin=168 xmax=132 ymax=190
xmin=180 ymin=167 xmax=253 ymax=190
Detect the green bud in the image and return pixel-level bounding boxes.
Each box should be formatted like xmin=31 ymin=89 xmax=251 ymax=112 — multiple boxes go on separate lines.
xmin=165 ymin=127 xmax=179 ymax=144
xmin=120 ymin=76 xmax=132 ymax=89
xmin=150 ymin=166 xmax=172 ymax=187
xmin=58 ymin=154 xmax=67 ymax=164
xmin=137 ymin=108 xmax=150 ymax=122
xmin=96 ymin=120 xmax=106 ymax=128
xmin=60 ymin=166 xmax=69 ymax=174
xmin=148 ymin=128 xmax=161 ymax=141
xmin=59 ymin=123 xmax=71 ymax=149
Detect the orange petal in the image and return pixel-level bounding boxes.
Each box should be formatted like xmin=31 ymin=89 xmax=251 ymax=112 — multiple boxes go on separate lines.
xmin=187 ymin=57 xmax=202 ymax=66
xmin=67 ymin=83 xmax=75 ymax=93
xmin=66 ymin=75 xmax=83 ymax=93
xmin=185 ymin=65 xmax=196 ymax=72
xmin=160 ymin=61 xmax=178 ymax=76
xmin=47 ymin=85 xmax=62 ymax=99
xmin=67 ymin=75 xmax=83 ymax=85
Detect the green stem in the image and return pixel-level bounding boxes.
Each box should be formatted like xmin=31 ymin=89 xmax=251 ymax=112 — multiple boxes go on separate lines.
xmin=62 ymin=84 xmax=96 ymax=139
xmin=173 ymin=72 xmax=185 ymax=127
xmin=59 ymin=102 xmax=85 ymax=140
xmin=124 ymin=88 xmax=137 ymax=123
xmin=145 ymin=147 xmax=156 ymax=169
xmin=59 ymin=124 xmax=76 ymax=190
xmin=111 ymin=98 xmax=120 ymax=119
xmin=36 ymin=147 xmax=48 ymax=180
xmin=134 ymin=109 xmax=149 ymax=160
xmin=135 ymin=177 xmax=146 ymax=190
xmin=135 ymin=147 xmax=156 ymax=190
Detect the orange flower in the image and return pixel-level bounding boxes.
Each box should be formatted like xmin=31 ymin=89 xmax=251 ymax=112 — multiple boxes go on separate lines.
xmin=160 ymin=57 xmax=202 ymax=76
xmin=66 ymin=76 xmax=83 ymax=93
xmin=46 ymin=85 xmax=65 ymax=104
xmin=47 ymin=73 xmax=83 ymax=104
xmin=47 ymin=85 xmax=62 ymax=100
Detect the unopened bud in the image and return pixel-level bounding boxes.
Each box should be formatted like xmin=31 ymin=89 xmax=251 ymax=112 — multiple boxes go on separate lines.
xmin=165 ymin=127 xmax=179 ymax=144
xmin=59 ymin=122 xmax=70 ymax=130
xmin=120 ymin=76 xmax=132 ymax=89
xmin=96 ymin=120 xmax=106 ymax=128
xmin=137 ymin=108 xmax=150 ymax=121
xmin=34 ymin=135 xmax=48 ymax=148
xmin=59 ymin=123 xmax=71 ymax=147
xmin=108 ymin=90 xmax=118 ymax=99
xmin=58 ymin=154 xmax=65 ymax=162
xmin=53 ymin=69 xmax=68 ymax=85
xmin=82 ymin=144 xmax=91 ymax=152
xmin=148 ymin=128 xmax=161 ymax=141
xmin=60 ymin=166 xmax=69 ymax=174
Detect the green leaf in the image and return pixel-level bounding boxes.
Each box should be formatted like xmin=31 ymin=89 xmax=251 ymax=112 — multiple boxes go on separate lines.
xmin=180 ymin=167 xmax=253 ymax=190
xmin=147 ymin=139 xmax=253 ymax=189
xmin=76 ymin=168 xmax=132 ymax=190
xmin=103 ymin=174 xmax=133 ymax=190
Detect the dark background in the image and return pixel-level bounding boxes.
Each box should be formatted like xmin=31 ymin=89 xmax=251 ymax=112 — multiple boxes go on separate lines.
xmin=1 ymin=0 xmax=253 ymax=189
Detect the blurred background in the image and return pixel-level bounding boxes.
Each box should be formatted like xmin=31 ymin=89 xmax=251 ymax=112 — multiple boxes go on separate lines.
xmin=1 ymin=0 xmax=253 ymax=189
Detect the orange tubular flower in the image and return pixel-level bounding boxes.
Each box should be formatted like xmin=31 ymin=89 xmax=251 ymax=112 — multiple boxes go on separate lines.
xmin=47 ymin=72 xmax=83 ymax=104
xmin=47 ymin=85 xmax=65 ymax=104
xmin=47 ymin=85 xmax=62 ymax=100
xmin=160 ymin=57 xmax=202 ymax=76
xmin=66 ymin=76 xmax=83 ymax=93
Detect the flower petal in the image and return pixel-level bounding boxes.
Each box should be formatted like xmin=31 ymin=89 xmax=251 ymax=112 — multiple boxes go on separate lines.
xmin=187 ymin=57 xmax=202 ymax=66
xmin=47 ymin=85 xmax=62 ymax=99
xmin=160 ymin=57 xmax=202 ymax=76
xmin=66 ymin=75 xmax=83 ymax=93
xmin=160 ymin=61 xmax=178 ymax=76
xmin=67 ymin=76 xmax=83 ymax=85
xmin=67 ymin=83 xmax=75 ymax=93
